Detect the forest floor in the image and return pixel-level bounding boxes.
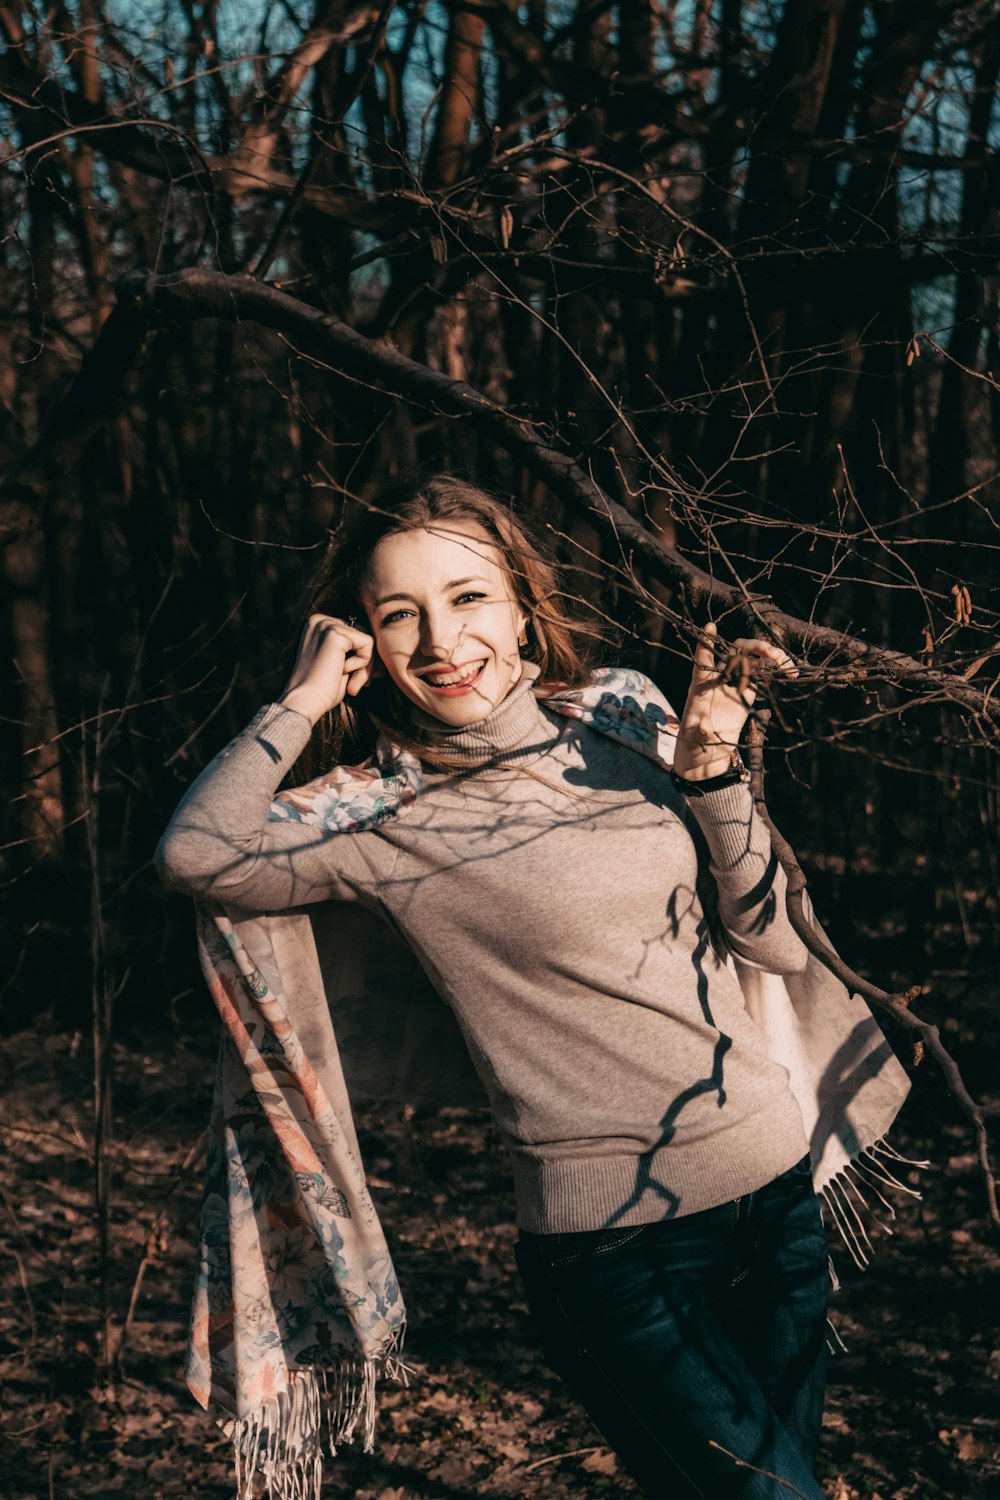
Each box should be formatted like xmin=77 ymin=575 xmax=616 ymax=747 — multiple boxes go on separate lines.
xmin=1 ymin=973 xmax=998 ymax=1500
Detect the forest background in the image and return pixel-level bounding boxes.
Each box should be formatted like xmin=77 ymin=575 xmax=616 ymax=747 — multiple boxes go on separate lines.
xmin=1 ymin=1 xmax=999 ymax=1497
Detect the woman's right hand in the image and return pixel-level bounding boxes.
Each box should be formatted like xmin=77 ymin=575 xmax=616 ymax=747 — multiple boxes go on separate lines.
xmin=278 ymin=614 xmax=375 ymax=726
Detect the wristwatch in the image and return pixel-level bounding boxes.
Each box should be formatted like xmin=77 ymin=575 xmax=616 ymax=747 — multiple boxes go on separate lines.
xmin=669 ymin=748 xmax=750 ymax=798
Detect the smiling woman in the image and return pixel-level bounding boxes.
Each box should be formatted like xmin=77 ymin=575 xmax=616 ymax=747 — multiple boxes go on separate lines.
xmin=362 ymin=525 xmax=527 ymax=719
xmin=155 ymin=474 xmax=840 ymax=1500
xmin=280 ymin=475 xmax=600 ymax=779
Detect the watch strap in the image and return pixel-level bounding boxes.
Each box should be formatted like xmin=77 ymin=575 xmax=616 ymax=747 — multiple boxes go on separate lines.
xmin=669 ymin=751 xmax=749 ymax=798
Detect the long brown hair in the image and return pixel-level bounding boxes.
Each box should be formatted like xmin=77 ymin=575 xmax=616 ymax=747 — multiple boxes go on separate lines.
xmin=287 ymin=474 xmax=602 ymax=783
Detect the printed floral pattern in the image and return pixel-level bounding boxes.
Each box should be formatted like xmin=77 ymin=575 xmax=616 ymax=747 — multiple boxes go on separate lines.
xmin=557 ymin=687 xmax=679 ymax=757
xmin=266 ymin=670 xmax=678 ymax=835
xmin=267 ymin=757 xmax=424 ymax=831
xmin=188 ymin=904 xmax=407 ymax=1433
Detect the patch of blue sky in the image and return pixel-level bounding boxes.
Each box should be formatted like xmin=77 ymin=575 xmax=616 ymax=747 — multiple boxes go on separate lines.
xmin=97 ymin=0 xmax=305 ymax=138
xmin=900 ymin=54 xmax=989 ymax=333
xmin=102 ymin=0 xmax=304 ymax=59
xmin=900 ymin=52 xmax=976 ymax=165
xmin=407 ymin=0 xmax=450 ymax=99
xmin=912 ymin=275 xmax=957 ymax=338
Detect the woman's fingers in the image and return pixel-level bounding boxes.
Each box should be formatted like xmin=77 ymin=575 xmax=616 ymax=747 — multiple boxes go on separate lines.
xmin=309 ymin=613 xmax=371 ymax=642
xmin=678 ymin=626 xmax=797 ymax=777
xmin=343 ymin=650 xmax=375 ymax=697
xmin=312 ymin=617 xmax=370 ymax=653
xmin=691 ymin=623 xmax=754 ymax=698
xmin=729 ymin=637 xmax=799 ymax=678
xmin=283 ymin=613 xmax=376 ymax=716
xmin=311 ymin=616 xmax=375 ymax=700
xmin=693 ymin=627 xmax=798 ymax=689
xmin=693 ymin=621 xmax=719 ymax=679
xmin=312 ymin=621 xmax=373 ymax=671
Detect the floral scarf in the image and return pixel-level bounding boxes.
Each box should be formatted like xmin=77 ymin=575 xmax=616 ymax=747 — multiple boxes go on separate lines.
xmin=186 ymin=668 xmax=919 ymax=1499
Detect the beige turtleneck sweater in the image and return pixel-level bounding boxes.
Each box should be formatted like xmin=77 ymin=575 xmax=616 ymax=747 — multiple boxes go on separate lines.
xmin=155 ymin=665 xmax=811 ymax=1233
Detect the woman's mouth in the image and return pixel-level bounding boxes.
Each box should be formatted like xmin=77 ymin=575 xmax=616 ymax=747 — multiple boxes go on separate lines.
xmin=421 ymin=660 xmax=488 ymax=695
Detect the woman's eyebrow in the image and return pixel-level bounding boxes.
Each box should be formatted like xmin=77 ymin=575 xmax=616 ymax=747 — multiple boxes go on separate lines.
xmin=373 ymin=576 xmax=489 ymax=607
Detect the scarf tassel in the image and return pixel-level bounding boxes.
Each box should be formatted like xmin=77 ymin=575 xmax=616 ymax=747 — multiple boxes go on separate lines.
xmin=230 ymin=1324 xmax=409 ymax=1500
xmin=819 ymin=1137 xmax=928 ymax=1352
xmin=820 ymin=1135 xmax=928 ymax=1272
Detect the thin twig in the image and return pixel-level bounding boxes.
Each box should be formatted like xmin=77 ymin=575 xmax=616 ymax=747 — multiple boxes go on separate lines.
xmin=744 ymin=707 xmax=999 ymax=1230
xmin=252 ymin=0 xmax=398 ymax=281
xmin=707 ymin=1440 xmax=815 ymax=1498
xmin=522 ymin=1446 xmax=605 ymax=1473
xmin=113 ymin=1127 xmax=209 ymax=1375
xmin=0 ymin=1179 xmax=39 ymax=1345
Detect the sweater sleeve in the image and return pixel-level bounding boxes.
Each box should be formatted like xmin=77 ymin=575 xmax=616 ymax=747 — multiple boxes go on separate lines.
xmin=154 ymin=702 xmax=388 ymax=911
xmin=683 ymin=780 xmax=809 ymax=975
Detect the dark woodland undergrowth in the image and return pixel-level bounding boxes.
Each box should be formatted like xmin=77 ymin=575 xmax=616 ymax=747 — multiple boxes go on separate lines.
xmin=2 ymin=907 xmax=998 ymax=1500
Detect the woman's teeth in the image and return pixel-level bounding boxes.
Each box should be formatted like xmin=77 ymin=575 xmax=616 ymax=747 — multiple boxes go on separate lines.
xmin=426 ymin=661 xmax=486 ymax=688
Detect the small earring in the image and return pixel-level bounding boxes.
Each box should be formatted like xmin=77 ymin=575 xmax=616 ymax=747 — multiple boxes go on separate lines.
xmin=517 ymin=620 xmax=529 ymax=648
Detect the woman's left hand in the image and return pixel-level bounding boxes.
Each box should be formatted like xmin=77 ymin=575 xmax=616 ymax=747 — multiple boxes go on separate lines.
xmin=674 ymin=622 xmax=798 ymax=779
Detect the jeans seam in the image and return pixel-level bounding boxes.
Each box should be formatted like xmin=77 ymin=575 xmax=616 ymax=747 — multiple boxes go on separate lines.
xmin=543 ymin=1224 xmax=646 ymax=1269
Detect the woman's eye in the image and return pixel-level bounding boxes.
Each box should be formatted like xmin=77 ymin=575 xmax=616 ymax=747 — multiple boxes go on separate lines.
xmin=380 ymin=593 xmax=485 ymax=626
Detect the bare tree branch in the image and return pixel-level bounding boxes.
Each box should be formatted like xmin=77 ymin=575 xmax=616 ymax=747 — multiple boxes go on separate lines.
xmin=4 ymin=264 xmax=993 ymax=730
xmin=745 ymin=710 xmax=999 ymax=1231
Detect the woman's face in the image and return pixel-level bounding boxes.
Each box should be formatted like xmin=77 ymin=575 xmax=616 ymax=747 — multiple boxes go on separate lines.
xmin=361 ymin=523 xmax=527 ymax=725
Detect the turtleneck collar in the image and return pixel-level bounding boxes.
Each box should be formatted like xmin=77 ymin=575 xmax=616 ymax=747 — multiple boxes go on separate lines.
xmin=401 ymin=659 xmax=555 ymax=771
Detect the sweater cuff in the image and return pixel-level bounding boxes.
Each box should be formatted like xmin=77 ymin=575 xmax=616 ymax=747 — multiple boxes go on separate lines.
xmin=683 ymin=779 xmax=762 ymax=868
xmin=216 ymin=701 xmax=315 ymax=775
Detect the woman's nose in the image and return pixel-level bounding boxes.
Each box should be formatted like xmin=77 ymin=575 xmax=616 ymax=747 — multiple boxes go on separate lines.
xmin=419 ymin=613 xmax=461 ymax=659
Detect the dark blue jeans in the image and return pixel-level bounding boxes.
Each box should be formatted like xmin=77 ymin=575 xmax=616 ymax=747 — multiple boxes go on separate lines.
xmin=514 ymin=1153 xmax=828 ymax=1499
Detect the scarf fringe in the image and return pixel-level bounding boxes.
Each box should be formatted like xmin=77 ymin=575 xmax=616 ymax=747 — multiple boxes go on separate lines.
xmin=825 ymin=1312 xmax=849 ymax=1355
xmin=821 ymin=1135 xmax=928 ymax=1353
xmin=231 ymin=1324 xmax=409 ymax=1500
xmin=820 ymin=1134 xmax=928 ymax=1271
